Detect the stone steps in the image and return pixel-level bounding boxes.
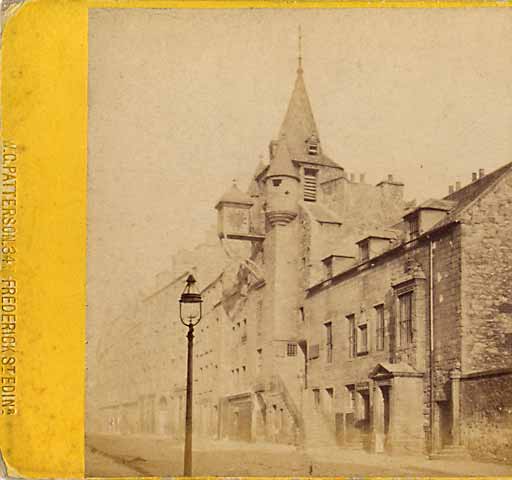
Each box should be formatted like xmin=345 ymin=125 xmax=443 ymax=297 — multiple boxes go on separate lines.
xmin=302 ymin=409 xmax=337 ymax=447
xmin=341 ymin=440 xmax=364 ymax=450
xmin=430 ymin=445 xmax=472 ymax=460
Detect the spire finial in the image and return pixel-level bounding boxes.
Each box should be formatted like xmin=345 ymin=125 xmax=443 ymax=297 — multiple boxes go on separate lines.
xmin=297 ymin=25 xmax=303 ymax=74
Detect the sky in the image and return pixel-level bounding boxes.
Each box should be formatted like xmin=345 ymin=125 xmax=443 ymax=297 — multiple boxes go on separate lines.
xmin=87 ymin=7 xmax=512 ymax=337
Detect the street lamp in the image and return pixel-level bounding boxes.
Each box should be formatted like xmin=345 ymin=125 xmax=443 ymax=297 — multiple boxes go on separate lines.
xmin=179 ymin=274 xmax=203 ymax=476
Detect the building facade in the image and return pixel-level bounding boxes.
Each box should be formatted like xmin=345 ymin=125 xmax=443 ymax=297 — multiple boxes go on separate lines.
xmin=91 ymin=60 xmax=512 ymax=462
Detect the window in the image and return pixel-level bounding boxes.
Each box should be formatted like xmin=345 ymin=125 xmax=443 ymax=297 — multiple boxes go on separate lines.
xmin=241 ymin=318 xmax=247 ymax=344
xmin=287 ymin=343 xmax=297 ymax=357
xmin=313 ymin=388 xmax=321 ymax=408
xmin=409 ymin=215 xmax=420 ymax=240
xmin=357 ymin=324 xmax=368 ymax=355
xmin=375 ymin=304 xmax=385 ymax=351
xmin=256 ymin=348 xmax=263 ymax=374
xmin=308 ymin=343 xmax=320 ymax=360
xmin=399 ymin=292 xmax=414 ymax=345
xmin=326 ymin=387 xmax=334 ymax=413
xmin=307 ymin=135 xmax=320 ymax=156
xmin=347 ymin=314 xmax=356 ymax=358
xmin=360 ymin=241 xmax=370 ymax=262
xmin=346 ymin=385 xmax=355 ymax=412
xmin=303 ymin=168 xmax=318 ymax=202
xmin=299 ymin=306 xmax=305 ymax=323
xmin=272 ymin=179 xmax=282 ymax=187
xmin=325 ymin=322 xmax=333 ymax=363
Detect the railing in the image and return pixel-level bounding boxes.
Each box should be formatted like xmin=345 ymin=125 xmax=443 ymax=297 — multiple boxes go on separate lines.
xmin=270 ymin=374 xmax=304 ymax=432
xmin=304 ymin=389 xmax=337 ymax=441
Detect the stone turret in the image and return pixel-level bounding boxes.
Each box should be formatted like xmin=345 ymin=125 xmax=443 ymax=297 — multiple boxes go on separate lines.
xmin=215 ymin=181 xmax=253 ymax=239
xmin=264 ymin=136 xmax=300 ymax=226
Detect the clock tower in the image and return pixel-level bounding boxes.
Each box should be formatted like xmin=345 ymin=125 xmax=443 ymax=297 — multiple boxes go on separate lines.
xmin=215 ymin=181 xmax=255 ymax=240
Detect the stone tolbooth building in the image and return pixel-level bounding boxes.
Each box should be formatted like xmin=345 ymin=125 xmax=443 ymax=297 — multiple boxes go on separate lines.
xmin=212 ymin=57 xmax=512 ymax=461
xmin=94 ymin=54 xmax=512 ymax=464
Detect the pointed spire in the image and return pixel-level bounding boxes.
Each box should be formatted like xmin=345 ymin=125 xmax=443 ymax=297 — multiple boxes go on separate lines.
xmin=297 ymin=25 xmax=303 ymax=74
xmin=266 ymin=135 xmax=299 ymax=181
xmin=277 ymin=31 xmax=319 ymax=162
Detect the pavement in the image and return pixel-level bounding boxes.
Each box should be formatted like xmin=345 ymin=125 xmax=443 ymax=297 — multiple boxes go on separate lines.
xmin=85 ymin=433 xmax=512 ymax=477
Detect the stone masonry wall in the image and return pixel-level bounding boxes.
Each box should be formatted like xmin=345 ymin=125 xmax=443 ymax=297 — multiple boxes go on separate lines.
xmin=461 ymin=372 xmax=512 ymax=462
xmin=431 ymin=227 xmax=463 ymax=400
xmin=305 ymin=244 xmax=429 ymax=450
xmin=304 ymin=226 xmax=465 ymax=453
xmin=460 ymin=170 xmax=512 ymax=372
xmin=459 ymin=169 xmax=512 ymax=460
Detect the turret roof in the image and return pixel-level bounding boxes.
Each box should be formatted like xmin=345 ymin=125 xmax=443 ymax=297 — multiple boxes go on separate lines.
xmin=266 ymin=136 xmax=299 ymax=180
xmin=215 ymin=181 xmax=253 ymax=209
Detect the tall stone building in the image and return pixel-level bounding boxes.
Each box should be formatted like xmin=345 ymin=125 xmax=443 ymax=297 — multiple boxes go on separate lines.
xmin=92 ymin=58 xmax=512 ymax=462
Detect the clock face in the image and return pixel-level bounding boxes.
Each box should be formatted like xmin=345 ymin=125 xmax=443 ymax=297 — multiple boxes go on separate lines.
xmin=226 ymin=208 xmax=248 ymax=232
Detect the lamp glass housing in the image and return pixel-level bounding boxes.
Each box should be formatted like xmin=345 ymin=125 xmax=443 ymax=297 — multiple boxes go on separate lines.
xmin=179 ymin=274 xmax=203 ymax=326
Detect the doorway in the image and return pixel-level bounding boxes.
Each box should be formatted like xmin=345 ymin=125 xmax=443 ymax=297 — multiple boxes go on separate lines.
xmin=438 ymin=400 xmax=453 ymax=447
xmin=381 ymin=386 xmax=390 ymax=450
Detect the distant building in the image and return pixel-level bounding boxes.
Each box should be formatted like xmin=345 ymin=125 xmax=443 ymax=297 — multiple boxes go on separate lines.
xmin=92 ymin=58 xmax=512 ymax=462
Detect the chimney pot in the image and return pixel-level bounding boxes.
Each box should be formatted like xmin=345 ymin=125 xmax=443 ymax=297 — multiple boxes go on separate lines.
xmin=359 ymin=173 xmax=366 ymax=184
xmin=472 ymin=172 xmax=477 ymax=182
xmin=479 ymin=168 xmax=485 ymax=178
xmin=387 ymin=174 xmax=393 ymax=182
xmin=448 ymin=185 xmax=454 ymax=194
xmin=455 ymin=181 xmax=461 ymax=191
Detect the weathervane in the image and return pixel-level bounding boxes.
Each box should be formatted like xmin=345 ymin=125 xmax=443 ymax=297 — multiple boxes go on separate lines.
xmin=298 ymin=25 xmax=303 ymax=73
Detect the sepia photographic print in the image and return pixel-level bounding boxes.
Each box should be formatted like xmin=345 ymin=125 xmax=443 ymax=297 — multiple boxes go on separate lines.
xmin=85 ymin=7 xmax=512 ymax=477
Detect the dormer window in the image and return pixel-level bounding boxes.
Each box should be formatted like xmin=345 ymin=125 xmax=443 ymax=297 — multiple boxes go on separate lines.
xmin=409 ymin=214 xmax=420 ymax=240
xmin=403 ymin=199 xmax=455 ymax=241
xmin=306 ymin=134 xmax=320 ymax=156
xmin=308 ymin=143 xmax=319 ymax=156
xmin=357 ymin=232 xmax=396 ymax=262
xmin=360 ymin=241 xmax=370 ymax=262
xmin=303 ymin=168 xmax=318 ymax=202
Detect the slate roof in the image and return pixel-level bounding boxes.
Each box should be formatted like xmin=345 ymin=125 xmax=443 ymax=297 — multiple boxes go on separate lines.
xmin=266 ymin=136 xmax=300 ymax=180
xmin=252 ymin=159 xmax=268 ymax=181
xmin=431 ymin=161 xmax=512 ymax=230
xmin=300 ymin=201 xmax=342 ymax=224
xmin=356 ymin=228 xmax=401 ymax=244
xmin=215 ymin=182 xmax=253 ymax=209
xmin=277 ymin=67 xmax=344 ymax=171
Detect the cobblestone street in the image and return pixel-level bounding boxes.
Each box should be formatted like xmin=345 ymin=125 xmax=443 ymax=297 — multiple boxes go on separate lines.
xmin=86 ymin=434 xmax=512 ymax=477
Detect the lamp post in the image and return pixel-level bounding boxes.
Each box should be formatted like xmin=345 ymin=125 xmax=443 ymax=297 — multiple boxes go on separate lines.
xmin=179 ymin=274 xmax=203 ymax=476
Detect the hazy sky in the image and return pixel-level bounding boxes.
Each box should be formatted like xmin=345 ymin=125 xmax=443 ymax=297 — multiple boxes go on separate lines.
xmin=88 ymin=7 xmax=512 ymax=330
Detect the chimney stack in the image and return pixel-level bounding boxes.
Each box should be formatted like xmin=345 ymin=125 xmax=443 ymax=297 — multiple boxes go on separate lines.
xmin=350 ymin=173 xmax=355 ymax=182
xmin=359 ymin=173 xmax=366 ymax=184
xmin=387 ymin=174 xmax=394 ymax=182
xmin=448 ymin=185 xmax=454 ymax=194
xmin=472 ymin=172 xmax=478 ymax=182
xmin=479 ymin=168 xmax=485 ymax=179
xmin=455 ymin=181 xmax=461 ymax=191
